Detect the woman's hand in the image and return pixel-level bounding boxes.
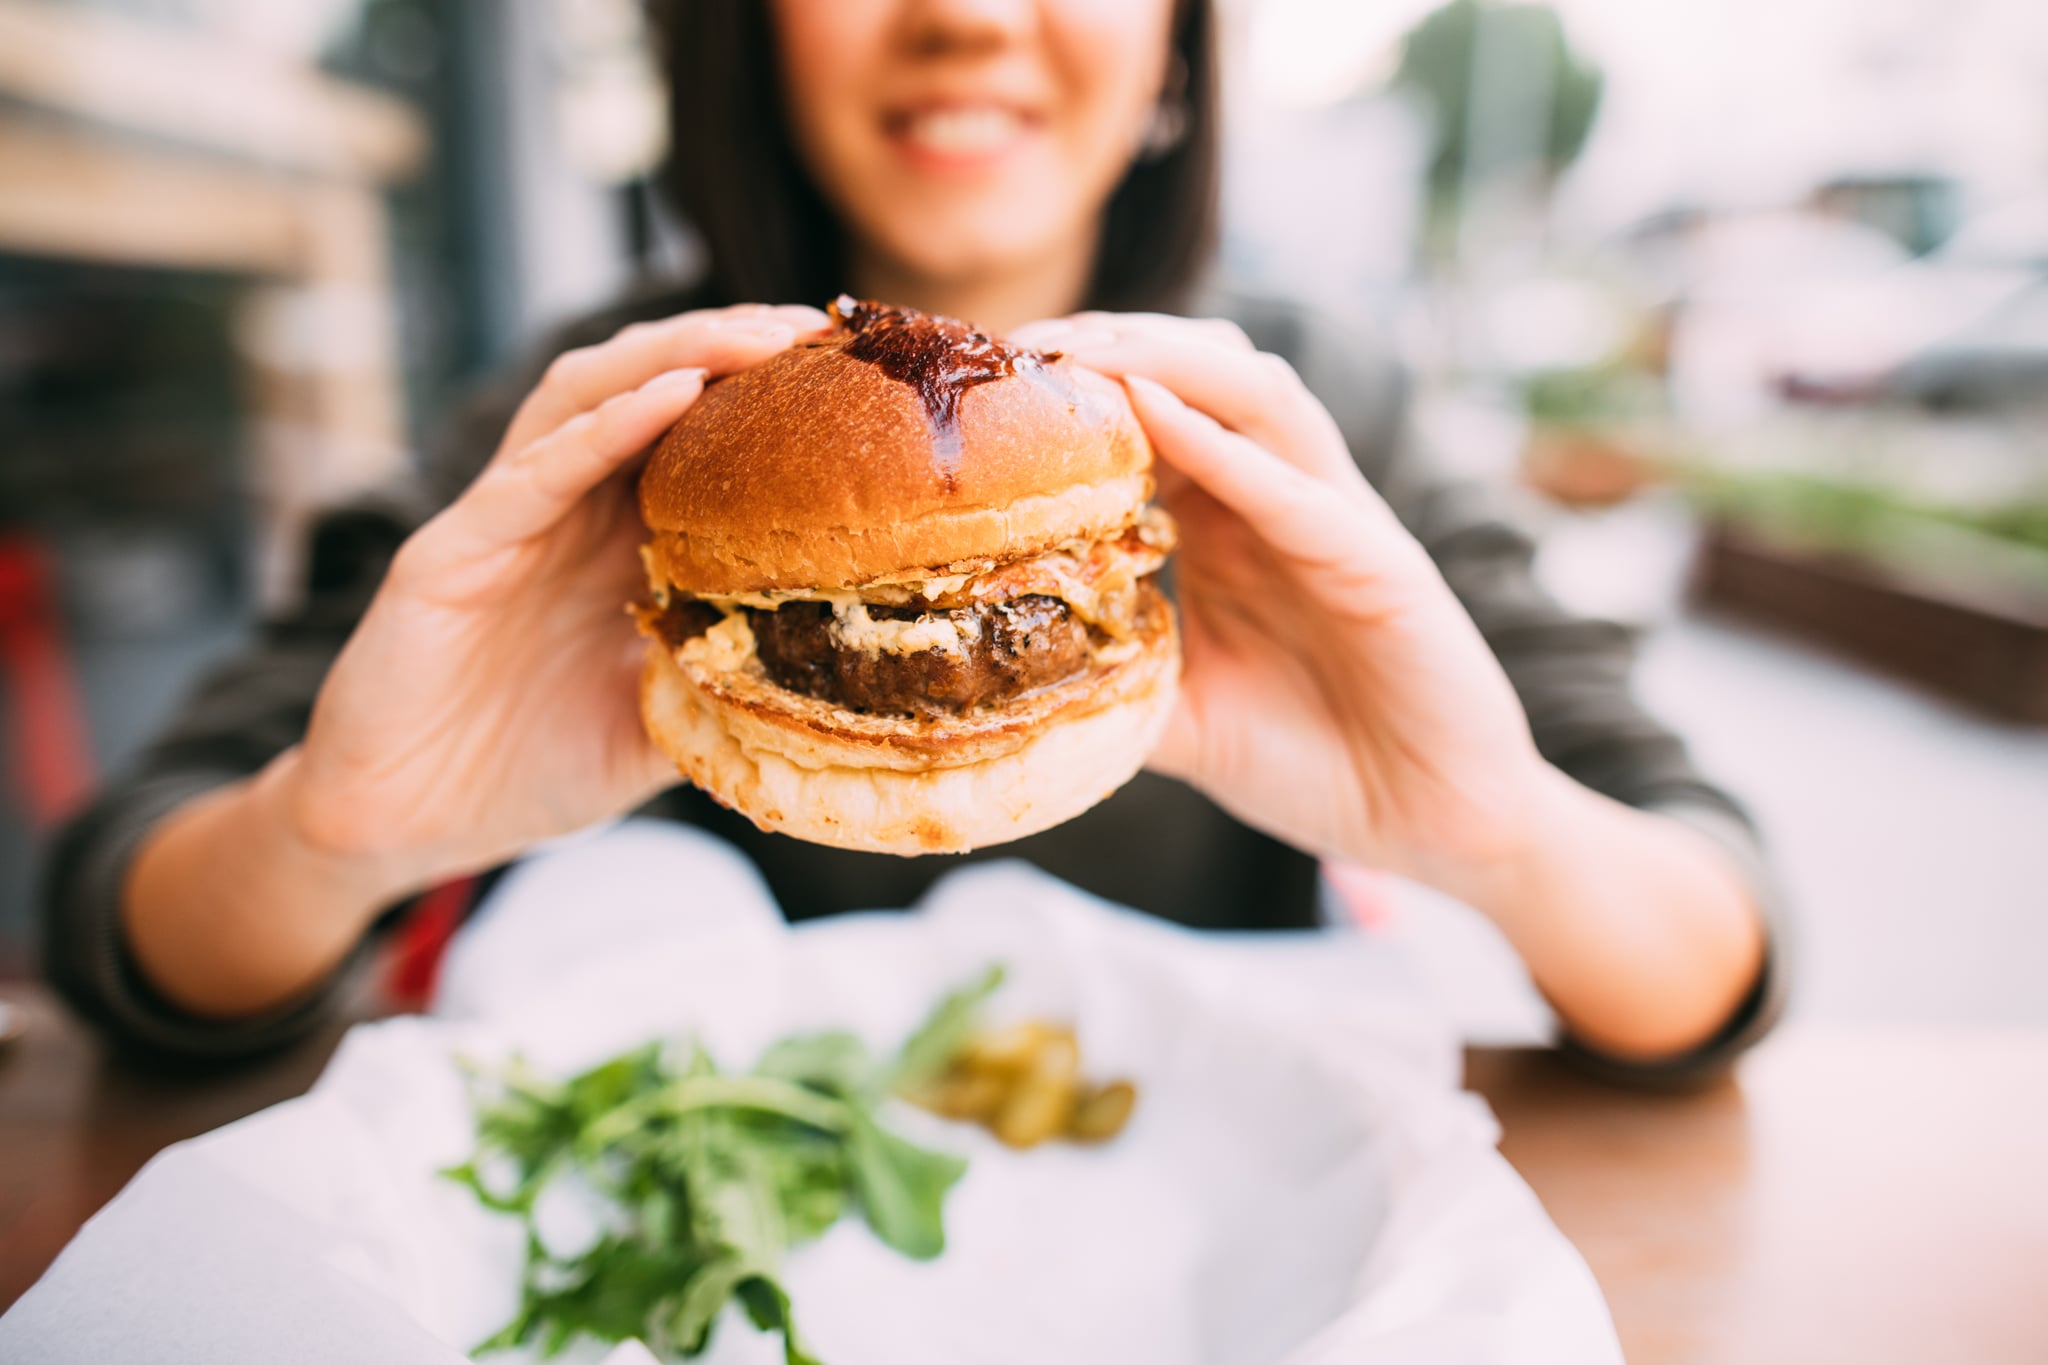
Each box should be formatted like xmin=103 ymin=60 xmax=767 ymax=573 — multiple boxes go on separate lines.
xmin=1012 ymin=312 xmax=1764 ymax=1058
xmin=287 ymin=304 xmax=830 ymax=892
xmin=1014 ymin=312 xmax=1548 ymax=883
xmin=124 ymin=304 xmax=828 ymax=1020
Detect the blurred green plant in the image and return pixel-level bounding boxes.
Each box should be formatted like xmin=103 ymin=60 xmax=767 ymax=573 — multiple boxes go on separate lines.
xmin=1393 ymin=0 xmax=1604 ymax=218
xmin=1520 ymin=365 xmax=1666 ymax=431
xmin=1686 ymin=468 xmax=2048 ymax=558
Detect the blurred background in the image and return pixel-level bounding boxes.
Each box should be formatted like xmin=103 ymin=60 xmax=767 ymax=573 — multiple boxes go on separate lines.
xmin=1 ymin=0 xmax=2042 ymax=1026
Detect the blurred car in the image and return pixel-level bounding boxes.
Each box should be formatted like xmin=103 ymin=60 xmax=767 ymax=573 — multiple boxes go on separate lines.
xmin=1886 ymin=279 xmax=2048 ymax=409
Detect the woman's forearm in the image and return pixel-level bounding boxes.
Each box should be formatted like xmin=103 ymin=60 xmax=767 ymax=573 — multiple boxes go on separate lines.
xmin=121 ymin=748 xmax=413 ymax=1019
xmin=1435 ymin=768 xmax=1767 ymax=1061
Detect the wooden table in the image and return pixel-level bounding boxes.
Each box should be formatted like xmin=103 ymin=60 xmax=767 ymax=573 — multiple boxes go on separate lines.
xmin=4 ymin=983 xmax=2045 ymax=1362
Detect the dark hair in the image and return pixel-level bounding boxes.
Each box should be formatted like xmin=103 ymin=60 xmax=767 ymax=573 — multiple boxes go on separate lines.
xmin=647 ymin=1 xmax=1219 ymax=314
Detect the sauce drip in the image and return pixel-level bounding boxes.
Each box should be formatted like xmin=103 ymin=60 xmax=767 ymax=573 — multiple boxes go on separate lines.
xmin=826 ymin=295 xmax=1058 ymax=483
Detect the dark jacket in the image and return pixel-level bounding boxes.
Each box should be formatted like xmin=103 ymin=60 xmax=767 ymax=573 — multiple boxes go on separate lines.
xmin=40 ymin=283 xmax=1787 ymax=1080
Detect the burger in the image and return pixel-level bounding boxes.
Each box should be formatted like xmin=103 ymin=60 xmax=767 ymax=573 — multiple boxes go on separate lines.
xmin=633 ymin=297 xmax=1179 ymax=855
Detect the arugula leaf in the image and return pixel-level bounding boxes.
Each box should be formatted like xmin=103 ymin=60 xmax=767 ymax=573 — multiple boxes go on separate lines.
xmin=749 ymin=1125 xmax=847 ymax=1244
xmin=753 ymin=1031 xmax=876 ymax=1100
xmin=890 ymin=964 xmax=1006 ymax=1096
xmin=662 ymin=1252 xmax=757 ymax=1355
xmin=494 ymin=1236 xmax=712 ymax=1355
xmin=447 ymin=964 xmax=1004 ymax=1363
xmin=678 ymin=1112 xmax=785 ymax=1266
xmin=736 ymin=1275 xmax=824 ymax=1365
xmin=844 ymin=1110 xmax=968 ymax=1260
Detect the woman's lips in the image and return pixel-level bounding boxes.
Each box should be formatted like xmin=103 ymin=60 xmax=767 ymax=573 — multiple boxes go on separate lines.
xmin=886 ymin=104 xmax=1040 ymax=171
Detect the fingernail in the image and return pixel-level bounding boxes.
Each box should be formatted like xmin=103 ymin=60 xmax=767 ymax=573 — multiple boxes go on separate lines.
xmin=649 ymin=366 xmax=708 ymax=390
xmin=1052 ymin=326 xmax=1118 ymax=350
xmin=1012 ymin=320 xmax=1074 ymax=344
xmin=707 ymin=318 xmax=792 ymax=337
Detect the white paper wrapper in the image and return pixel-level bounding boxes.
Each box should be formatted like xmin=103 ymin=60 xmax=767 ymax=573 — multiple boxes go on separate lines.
xmin=2 ymin=822 xmax=1619 ymax=1365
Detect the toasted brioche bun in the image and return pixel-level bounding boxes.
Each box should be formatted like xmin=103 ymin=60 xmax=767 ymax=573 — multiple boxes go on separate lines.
xmin=635 ymin=298 xmax=1179 ymax=854
xmin=640 ymin=340 xmax=1153 ymax=596
xmin=640 ymin=592 xmax=1179 ymax=855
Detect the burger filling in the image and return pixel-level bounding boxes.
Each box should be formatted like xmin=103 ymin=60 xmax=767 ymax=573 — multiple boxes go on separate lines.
xmin=643 ymin=584 xmax=1162 ymax=718
xmin=752 ymin=594 xmax=1093 ymax=714
xmin=639 ymin=509 xmax=1173 ymax=718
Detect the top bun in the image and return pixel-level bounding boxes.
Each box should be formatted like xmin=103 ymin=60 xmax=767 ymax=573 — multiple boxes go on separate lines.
xmin=640 ymin=297 xmax=1152 ymax=595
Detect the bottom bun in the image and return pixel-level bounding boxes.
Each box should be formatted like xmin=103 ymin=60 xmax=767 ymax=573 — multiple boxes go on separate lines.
xmin=641 ymin=610 xmax=1179 ymax=855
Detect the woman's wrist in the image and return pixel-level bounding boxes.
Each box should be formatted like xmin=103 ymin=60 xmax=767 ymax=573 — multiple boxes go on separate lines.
xmin=1424 ymin=764 xmax=1599 ymax=933
xmin=122 ymin=750 xmax=420 ymax=1018
xmin=1387 ymin=759 xmax=1576 ymax=913
xmin=255 ymin=746 xmax=434 ymax=919
xmin=1417 ymin=765 xmax=1767 ymax=1060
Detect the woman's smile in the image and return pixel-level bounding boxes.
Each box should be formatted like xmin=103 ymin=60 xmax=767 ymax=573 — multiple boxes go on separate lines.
xmin=884 ymin=101 xmax=1048 ymax=174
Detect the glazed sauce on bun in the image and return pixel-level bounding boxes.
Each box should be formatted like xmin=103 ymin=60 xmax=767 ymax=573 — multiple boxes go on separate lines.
xmin=828 ymin=295 xmax=1059 ymax=482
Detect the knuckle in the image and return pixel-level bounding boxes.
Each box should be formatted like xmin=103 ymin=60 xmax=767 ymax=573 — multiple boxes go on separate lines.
xmin=539 ymin=346 xmax=593 ymax=393
xmin=560 ymin=404 xmax=608 ymax=451
xmin=385 ymin=524 xmax=446 ymax=589
xmin=1206 ymin=318 xmax=1254 ymax=350
xmin=1255 ymin=350 xmax=1304 ymax=397
xmin=595 ymin=384 xmax=645 ymax=424
xmin=583 ymin=388 xmax=647 ymax=449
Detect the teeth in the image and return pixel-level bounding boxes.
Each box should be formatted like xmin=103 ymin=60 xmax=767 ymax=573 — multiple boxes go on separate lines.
xmin=903 ymin=107 xmax=1021 ymax=156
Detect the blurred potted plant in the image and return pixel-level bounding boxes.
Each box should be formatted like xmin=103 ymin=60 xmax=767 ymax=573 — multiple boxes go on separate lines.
xmin=1392 ymin=0 xmax=1604 ymax=256
xmin=1685 ymin=466 xmax=2048 ymax=724
xmin=1518 ymin=364 xmax=1671 ymax=507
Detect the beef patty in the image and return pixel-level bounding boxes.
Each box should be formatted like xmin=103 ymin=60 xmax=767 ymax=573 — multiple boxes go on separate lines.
xmin=645 ymin=596 xmax=722 ymax=649
xmin=751 ymin=594 xmax=1093 ymax=716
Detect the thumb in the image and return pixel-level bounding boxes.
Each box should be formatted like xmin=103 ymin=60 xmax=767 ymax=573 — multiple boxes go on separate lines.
xmin=1143 ymin=686 xmax=1202 ymax=783
xmin=617 ymin=635 xmax=685 ymax=799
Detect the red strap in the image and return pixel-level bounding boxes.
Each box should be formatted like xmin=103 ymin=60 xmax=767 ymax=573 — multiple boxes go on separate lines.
xmin=0 ymin=537 xmax=96 ymax=829
xmin=1323 ymin=860 xmax=1398 ymax=931
xmin=385 ymin=876 xmax=479 ymax=1009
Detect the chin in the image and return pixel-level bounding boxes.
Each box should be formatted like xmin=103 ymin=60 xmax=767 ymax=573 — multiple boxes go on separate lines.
xmin=633 ymin=296 xmax=1179 ymax=856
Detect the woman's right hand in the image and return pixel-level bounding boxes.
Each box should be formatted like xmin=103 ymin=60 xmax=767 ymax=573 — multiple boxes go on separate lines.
xmin=281 ymin=304 xmax=828 ymax=899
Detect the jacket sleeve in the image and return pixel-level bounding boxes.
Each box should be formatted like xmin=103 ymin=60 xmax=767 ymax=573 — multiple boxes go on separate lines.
xmin=35 ymin=286 xmax=712 ymax=1059
xmin=1226 ymin=292 xmax=1790 ymax=1083
xmin=37 ymin=501 xmax=425 ymax=1057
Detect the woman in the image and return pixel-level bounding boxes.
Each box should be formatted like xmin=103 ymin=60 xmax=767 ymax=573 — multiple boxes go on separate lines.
xmin=43 ymin=0 xmax=1778 ymax=1079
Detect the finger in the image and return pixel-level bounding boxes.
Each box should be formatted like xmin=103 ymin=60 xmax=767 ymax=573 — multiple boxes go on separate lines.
xmin=1144 ymin=622 xmax=1208 ymax=783
xmin=1016 ymin=312 xmax=1255 ymax=353
xmin=1013 ymin=313 xmax=1318 ymax=461
xmin=1069 ymin=311 xmax=1256 ymax=352
xmin=1147 ymin=687 xmax=1201 ymax=783
xmin=1058 ymin=331 xmax=1354 ymax=484
xmin=1141 ymin=592 xmax=1279 ymax=786
xmin=503 ymin=304 xmax=827 ymax=452
xmin=1151 ymin=456 xmax=1196 ymax=507
xmin=615 ymin=633 xmax=686 ymax=798
xmin=1012 ymin=313 xmax=1255 ymax=359
xmin=1007 ymin=314 xmax=1116 ymax=352
xmin=509 ymin=304 xmax=824 ymax=448
xmin=1124 ymin=375 xmax=1413 ymax=569
xmin=419 ymin=366 xmax=707 ymax=569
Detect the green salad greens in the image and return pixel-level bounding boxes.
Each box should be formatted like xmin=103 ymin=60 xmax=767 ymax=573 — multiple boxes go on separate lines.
xmin=443 ymin=966 xmax=1004 ymax=1363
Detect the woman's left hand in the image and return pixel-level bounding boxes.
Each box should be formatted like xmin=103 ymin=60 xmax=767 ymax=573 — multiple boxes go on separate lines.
xmin=1010 ymin=312 xmax=1555 ymax=886
xmin=1012 ymin=313 xmax=1767 ymax=1061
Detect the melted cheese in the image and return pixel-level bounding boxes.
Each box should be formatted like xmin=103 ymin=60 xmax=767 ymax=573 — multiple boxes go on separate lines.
xmin=679 ymin=611 xmax=758 ymax=673
xmin=638 ymin=545 xmax=671 ymax=607
xmin=685 ymin=507 xmax=1176 ymax=631
xmin=829 ymin=600 xmax=984 ymax=655
xmin=914 ymin=573 xmax=973 ymax=601
xmin=951 ymin=518 xmax=1170 ymax=637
